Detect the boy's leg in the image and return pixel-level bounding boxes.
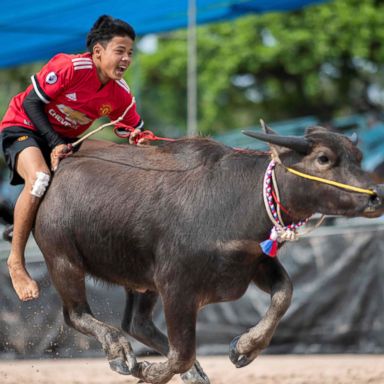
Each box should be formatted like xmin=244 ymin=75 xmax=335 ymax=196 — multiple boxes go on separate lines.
xmin=7 ymin=146 xmax=50 ymax=301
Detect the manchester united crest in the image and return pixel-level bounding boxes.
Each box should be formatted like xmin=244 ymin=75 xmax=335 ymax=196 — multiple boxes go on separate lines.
xmin=99 ymin=104 xmax=112 ymax=116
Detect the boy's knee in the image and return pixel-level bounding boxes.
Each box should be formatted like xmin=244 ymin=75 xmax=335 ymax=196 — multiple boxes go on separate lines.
xmin=30 ymin=171 xmax=51 ymax=197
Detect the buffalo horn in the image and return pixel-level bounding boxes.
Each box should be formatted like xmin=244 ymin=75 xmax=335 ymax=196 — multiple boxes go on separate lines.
xmin=242 ymin=130 xmax=311 ymax=154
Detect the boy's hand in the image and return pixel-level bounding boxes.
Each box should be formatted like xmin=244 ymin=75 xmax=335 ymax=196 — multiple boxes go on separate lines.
xmin=51 ymin=144 xmax=73 ymax=171
xmin=129 ymin=128 xmax=149 ymax=146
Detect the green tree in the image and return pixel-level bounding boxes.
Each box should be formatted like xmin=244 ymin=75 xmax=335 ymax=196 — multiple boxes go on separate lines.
xmin=131 ymin=0 xmax=384 ymax=135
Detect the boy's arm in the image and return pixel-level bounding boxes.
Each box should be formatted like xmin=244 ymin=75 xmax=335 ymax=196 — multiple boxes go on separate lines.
xmin=22 ymin=89 xmax=66 ymax=149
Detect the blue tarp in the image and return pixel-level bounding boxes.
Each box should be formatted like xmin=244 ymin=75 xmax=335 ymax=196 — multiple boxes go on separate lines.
xmin=0 ymin=0 xmax=328 ymax=68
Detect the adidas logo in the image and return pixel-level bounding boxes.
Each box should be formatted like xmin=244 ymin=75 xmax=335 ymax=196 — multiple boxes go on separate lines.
xmin=65 ymin=92 xmax=77 ymax=101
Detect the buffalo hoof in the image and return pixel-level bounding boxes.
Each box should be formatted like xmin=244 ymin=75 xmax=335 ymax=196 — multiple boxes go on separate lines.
xmin=109 ymin=357 xmax=131 ymax=375
xmin=180 ymin=361 xmax=210 ymax=384
xmin=3 ymin=225 xmax=13 ymax=242
xmin=229 ymin=336 xmax=259 ymax=368
xmin=130 ymin=360 xmax=151 ymax=380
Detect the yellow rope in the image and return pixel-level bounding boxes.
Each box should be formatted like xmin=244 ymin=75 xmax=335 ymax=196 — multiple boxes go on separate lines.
xmin=285 ymin=167 xmax=376 ymax=196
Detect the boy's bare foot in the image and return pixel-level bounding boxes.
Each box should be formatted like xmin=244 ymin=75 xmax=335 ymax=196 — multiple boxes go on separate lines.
xmin=7 ymin=259 xmax=39 ymax=301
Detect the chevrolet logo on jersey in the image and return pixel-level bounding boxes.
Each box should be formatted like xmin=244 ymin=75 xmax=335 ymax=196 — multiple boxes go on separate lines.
xmin=56 ymin=104 xmax=92 ymax=126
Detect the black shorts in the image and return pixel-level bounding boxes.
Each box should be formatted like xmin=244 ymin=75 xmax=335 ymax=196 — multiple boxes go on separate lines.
xmin=1 ymin=126 xmax=52 ymax=185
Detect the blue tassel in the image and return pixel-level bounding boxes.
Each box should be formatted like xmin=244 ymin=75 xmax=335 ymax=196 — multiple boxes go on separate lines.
xmin=260 ymin=238 xmax=278 ymax=257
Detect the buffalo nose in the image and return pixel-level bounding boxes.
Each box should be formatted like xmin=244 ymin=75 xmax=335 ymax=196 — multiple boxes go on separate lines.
xmin=369 ymin=184 xmax=384 ymax=208
xmin=372 ymin=184 xmax=384 ymax=198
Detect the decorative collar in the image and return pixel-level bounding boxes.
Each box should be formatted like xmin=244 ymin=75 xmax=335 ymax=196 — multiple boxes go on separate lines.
xmin=260 ymin=160 xmax=310 ymax=257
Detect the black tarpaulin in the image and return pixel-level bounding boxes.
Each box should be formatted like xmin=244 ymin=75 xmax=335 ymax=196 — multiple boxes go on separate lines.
xmin=0 ymin=219 xmax=383 ymax=359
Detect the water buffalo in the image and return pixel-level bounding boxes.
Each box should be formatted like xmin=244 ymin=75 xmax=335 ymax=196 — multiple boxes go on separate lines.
xmin=32 ymin=125 xmax=384 ymax=384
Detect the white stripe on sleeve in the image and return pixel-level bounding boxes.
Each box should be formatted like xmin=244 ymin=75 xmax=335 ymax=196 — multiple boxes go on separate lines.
xmin=30 ymin=75 xmax=50 ymax=104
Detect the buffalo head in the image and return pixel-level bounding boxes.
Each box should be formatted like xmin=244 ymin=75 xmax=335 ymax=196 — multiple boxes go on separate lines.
xmin=243 ymin=121 xmax=384 ymax=219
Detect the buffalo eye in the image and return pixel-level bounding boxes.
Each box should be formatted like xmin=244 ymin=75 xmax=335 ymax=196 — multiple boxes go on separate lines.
xmin=317 ymin=155 xmax=330 ymax=165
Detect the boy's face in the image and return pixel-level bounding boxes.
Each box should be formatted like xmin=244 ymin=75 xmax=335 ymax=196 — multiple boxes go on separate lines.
xmin=93 ymin=36 xmax=134 ymax=84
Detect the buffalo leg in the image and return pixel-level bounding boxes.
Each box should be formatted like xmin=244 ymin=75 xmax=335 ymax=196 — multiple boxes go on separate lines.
xmin=45 ymin=257 xmax=137 ymax=375
xmin=123 ymin=290 xmax=210 ymax=384
xmin=132 ymin=292 xmax=203 ymax=384
xmin=229 ymin=256 xmax=293 ymax=368
xmin=122 ymin=290 xmax=169 ymax=353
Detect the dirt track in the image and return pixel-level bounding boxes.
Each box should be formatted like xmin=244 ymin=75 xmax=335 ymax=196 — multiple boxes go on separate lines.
xmin=0 ymin=355 xmax=383 ymax=384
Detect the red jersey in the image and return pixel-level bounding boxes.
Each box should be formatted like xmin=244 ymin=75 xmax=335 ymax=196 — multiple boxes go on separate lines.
xmin=0 ymin=52 xmax=142 ymax=138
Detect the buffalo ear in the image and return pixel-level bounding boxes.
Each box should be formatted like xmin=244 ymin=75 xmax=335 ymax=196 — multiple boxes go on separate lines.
xmin=242 ymin=127 xmax=311 ymax=155
xmin=260 ymin=119 xmax=277 ymax=135
xmin=350 ymin=132 xmax=358 ymax=146
xmin=258 ymin=120 xmax=285 ymax=159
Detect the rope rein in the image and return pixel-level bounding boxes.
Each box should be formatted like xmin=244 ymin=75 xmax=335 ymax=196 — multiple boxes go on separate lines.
xmin=67 ymin=109 xmax=375 ymax=258
xmin=71 ymin=153 xmax=201 ymax=172
xmin=70 ymin=109 xmax=374 ymax=199
xmin=69 ymin=98 xmax=177 ymax=149
xmin=285 ymin=166 xmax=376 ymax=196
xmin=70 ymin=98 xmax=137 ymax=148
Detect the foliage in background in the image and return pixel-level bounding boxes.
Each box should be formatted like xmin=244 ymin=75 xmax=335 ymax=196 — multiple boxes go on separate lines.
xmin=130 ymin=0 xmax=384 ymax=135
xmin=1 ymin=0 xmax=384 ymax=138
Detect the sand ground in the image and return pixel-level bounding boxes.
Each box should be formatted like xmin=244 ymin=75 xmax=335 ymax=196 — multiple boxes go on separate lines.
xmin=0 ymin=355 xmax=383 ymax=384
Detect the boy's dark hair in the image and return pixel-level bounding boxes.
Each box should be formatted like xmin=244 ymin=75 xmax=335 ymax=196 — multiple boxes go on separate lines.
xmin=86 ymin=15 xmax=136 ymax=52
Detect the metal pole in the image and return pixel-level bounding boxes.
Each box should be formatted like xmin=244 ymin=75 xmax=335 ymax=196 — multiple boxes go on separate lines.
xmin=187 ymin=0 xmax=198 ymax=136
